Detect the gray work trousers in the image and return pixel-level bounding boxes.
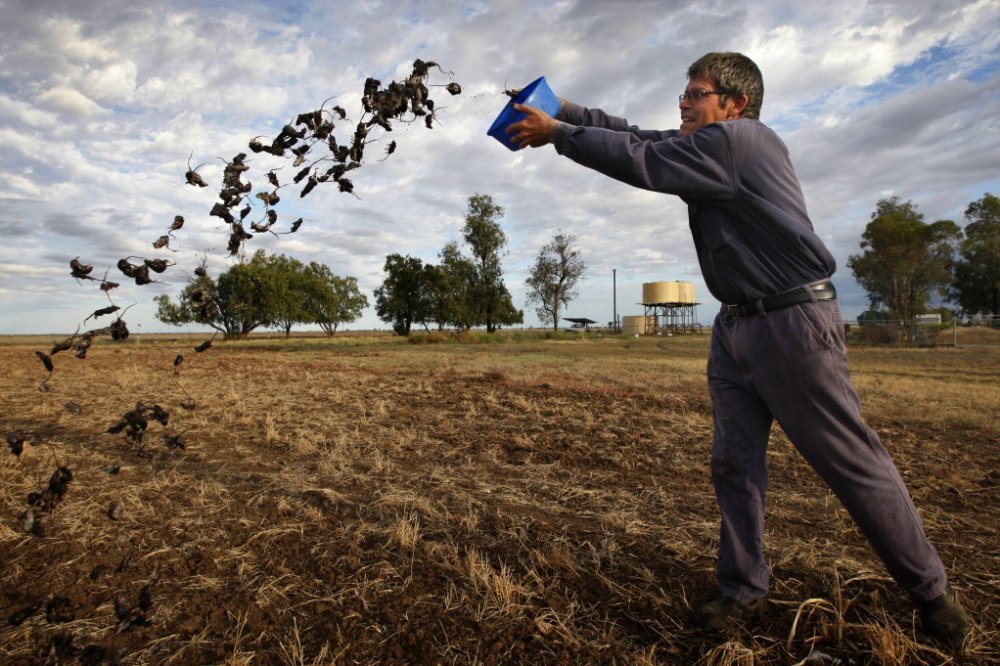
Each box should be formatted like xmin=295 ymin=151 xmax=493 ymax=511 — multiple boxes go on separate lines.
xmin=707 ymin=298 xmax=947 ymax=603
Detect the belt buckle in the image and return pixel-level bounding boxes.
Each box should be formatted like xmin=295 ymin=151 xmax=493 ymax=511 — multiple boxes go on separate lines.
xmin=723 ymin=304 xmax=745 ymax=318
xmin=811 ymin=280 xmax=836 ymax=301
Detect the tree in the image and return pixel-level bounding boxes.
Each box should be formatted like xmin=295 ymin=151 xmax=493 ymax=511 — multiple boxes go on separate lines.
xmin=155 ymin=250 xmax=294 ymax=339
xmin=953 ymin=193 xmax=1000 ymax=315
xmin=421 ymin=264 xmax=453 ymax=331
xmin=461 ymin=194 xmax=523 ymax=332
xmin=301 ymin=262 xmax=369 ymax=335
xmin=266 ymin=254 xmax=309 ymax=338
xmin=488 ymin=283 xmax=524 ymax=330
xmin=213 ymin=251 xmax=292 ymax=338
xmin=526 ymin=230 xmax=587 ymax=330
xmin=155 ymin=274 xmax=220 ymax=329
xmin=425 ymin=241 xmax=477 ymax=330
xmin=374 ymin=254 xmax=431 ymax=336
xmin=847 ymin=197 xmax=960 ymax=321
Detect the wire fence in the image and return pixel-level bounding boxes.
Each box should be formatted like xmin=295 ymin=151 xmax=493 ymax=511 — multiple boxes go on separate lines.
xmin=846 ymin=315 xmax=1000 ymax=348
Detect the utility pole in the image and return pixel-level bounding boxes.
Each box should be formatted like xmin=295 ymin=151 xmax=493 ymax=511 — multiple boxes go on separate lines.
xmin=613 ymin=268 xmax=617 ymax=333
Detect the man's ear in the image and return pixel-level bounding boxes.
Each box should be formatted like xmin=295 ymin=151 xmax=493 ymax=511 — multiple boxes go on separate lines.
xmin=727 ymin=93 xmax=750 ymax=119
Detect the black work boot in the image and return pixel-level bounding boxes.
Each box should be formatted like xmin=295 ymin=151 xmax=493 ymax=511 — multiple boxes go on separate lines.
xmin=692 ymin=596 xmax=764 ymax=633
xmin=918 ymin=585 xmax=971 ymax=652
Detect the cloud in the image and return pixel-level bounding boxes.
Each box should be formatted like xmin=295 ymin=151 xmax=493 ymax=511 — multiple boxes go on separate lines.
xmin=81 ymin=60 xmax=139 ymax=105
xmin=0 ymin=0 xmax=996 ymax=334
xmin=36 ymin=86 xmax=104 ymax=116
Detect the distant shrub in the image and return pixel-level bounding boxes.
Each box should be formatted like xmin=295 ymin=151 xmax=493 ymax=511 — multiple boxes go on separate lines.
xmin=408 ymin=331 xmax=448 ymax=344
xmin=542 ymin=330 xmax=576 ymax=341
xmin=856 ymin=323 xmax=899 ymax=345
xmin=455 ymin=329 xmax=485 ymax=344
xmin=405 ymin=328 xmax=608 ymax=345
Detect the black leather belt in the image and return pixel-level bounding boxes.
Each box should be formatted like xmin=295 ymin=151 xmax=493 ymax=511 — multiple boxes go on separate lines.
xmin=722 ymin=279 xmax=836 ymax=318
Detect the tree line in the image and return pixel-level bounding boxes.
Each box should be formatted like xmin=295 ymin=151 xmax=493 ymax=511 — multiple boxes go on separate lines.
xmin=154 ymin=251 xmax=368 ymax=338
xmin=155 ymin=192 xmax=996 ymax=339
xmin=374 ymin=194 xmax=587 ymax=334
xmin=155 ymin=194 xmax=588 ymax=337
xmin=848 ymin=193 xmax=999 ymax=320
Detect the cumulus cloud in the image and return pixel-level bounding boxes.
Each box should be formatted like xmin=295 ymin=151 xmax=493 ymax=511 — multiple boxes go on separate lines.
xmin=0 ymin=0 xmax=997 ymax=334
xmin=81 ymin=60 xmax=139 ymax=105
xmin=36 ymin=86 xmax=104 ymax=116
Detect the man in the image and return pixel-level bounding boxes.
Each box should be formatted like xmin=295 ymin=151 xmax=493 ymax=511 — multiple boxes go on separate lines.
xmin=507 ymin=52 xmax=971 ymax=650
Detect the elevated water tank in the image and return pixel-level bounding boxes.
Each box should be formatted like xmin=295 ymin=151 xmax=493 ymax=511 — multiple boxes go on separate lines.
xmin=642 ymin=281 xmax=680 ymax=304
xmin=679 ymin=281 xmax=696 ymax=304
xmin=642 ymin=281 xmax=696 ymax=304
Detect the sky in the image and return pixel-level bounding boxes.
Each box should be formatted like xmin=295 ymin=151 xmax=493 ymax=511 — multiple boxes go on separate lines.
xmin=0 ymin=0 xmax=998 ymax=335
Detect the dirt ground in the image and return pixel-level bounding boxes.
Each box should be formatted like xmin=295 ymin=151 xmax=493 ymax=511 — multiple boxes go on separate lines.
xmin=1 ymin=334 xmax=997 ymax=665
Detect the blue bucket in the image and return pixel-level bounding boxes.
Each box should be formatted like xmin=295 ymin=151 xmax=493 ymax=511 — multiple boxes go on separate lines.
xmin=487 ymin=76 xmax=560 ymax=151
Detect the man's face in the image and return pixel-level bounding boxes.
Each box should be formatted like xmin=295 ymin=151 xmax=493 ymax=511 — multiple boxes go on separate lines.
xmin=679 ymin=76 xmax=741 ymax=136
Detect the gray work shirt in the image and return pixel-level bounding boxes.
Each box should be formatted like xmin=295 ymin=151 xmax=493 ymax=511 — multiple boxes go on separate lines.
xmin=552 ymin=102 xmax=836 ymax=305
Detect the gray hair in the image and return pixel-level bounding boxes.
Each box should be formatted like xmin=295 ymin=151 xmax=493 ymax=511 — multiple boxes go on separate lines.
xmin=687 ymin=52 xmax=763 ymax=120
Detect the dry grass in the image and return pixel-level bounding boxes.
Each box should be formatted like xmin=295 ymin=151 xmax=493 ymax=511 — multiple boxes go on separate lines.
xmin=0 ymin=333 xmax=997 ymax=664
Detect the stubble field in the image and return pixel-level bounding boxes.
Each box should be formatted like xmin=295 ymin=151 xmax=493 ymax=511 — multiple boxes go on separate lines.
xmin=1 ymin=332 xmax=998 ymax=665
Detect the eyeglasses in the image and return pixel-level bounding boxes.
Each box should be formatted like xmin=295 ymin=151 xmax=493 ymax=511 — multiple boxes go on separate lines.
xmin=679 ymin=89 xmax=731 ymax=103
